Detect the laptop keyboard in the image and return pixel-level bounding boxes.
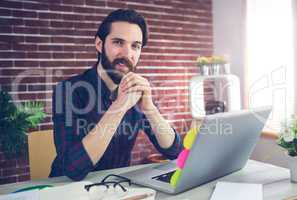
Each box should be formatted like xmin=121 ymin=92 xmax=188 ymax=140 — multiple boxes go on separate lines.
xmin=152 ymin=170 xmax=176 ymax=183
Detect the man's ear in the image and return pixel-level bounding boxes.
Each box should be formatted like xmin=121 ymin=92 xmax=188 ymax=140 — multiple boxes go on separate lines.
xmin=95 ymin=36 xmax=103 ymax=53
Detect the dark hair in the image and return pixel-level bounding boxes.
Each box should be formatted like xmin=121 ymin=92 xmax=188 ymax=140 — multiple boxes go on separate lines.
xmin=95 ymin=9 xmax=148 ymax=47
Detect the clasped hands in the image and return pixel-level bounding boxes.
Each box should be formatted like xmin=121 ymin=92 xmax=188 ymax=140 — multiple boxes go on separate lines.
xmin=114 ymin=72 xmax=155 ymax=112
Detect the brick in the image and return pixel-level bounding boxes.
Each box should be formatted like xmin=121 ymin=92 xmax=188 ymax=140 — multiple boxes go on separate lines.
xmin=63 ymin=45 xmax=89 ymax=52
xmin=0 ymin=42 xmax=12 ymax=50
xmin=1 ymin=84 xmax=27 ymax=92
xmin=38 ymin=45 xmax=63 ymax=51
xmin=62 ymin=13 xmax=82 ymax=21
xmin=12 ymin=44 xmax=38 ymax=51
xmin=25 ymin=36 xmax=51 ymax=43
xmin=14 ymin=61 xmax=39 ymax=68
xmin=75 ymin=52 xmax=96 ymax=59
xmin=38 ymin=0 xmax=62 ymax=4
xmin=53 ymin=52 xmax=74 ymax=59
xmin=62 ymin=0 xmax=86 ymax=5
xmin=27 ymin=52 xmax=51 ymax=59
xmin=0 ymin=77 xmax=12 ymax=85
xmin=12 ymin=10 xmax=37 ymax=18
xmin=107 ymin=1 xmax=127 ymax=8
xmin=0 ymin=1 xmax=23 ymax=9
xmin=0 ymin=8 xmax=12 ymax=16
xmin=13 ymin=27 xmax=39 ymax=34
xmin=0 ymin=35 xmax=24 ymax=43
xmin=85 ymin=0 xmax=106 ymax=7
xmin=0 ymin=25 xmax=12 ymax=33
xmin=28 ymin=84 xmax=46 ymax=91
xmin=38 ymin=12 xmax=63 ymax=20
xmin=49 ymin=4 xmax=73 ymax=12
xmin=73 ymin=21 xmax=98 ymax=29
xmin=2 ymin=167 xmax=28 ymax=176
xmin=0 ymin=61 xmax=13 ymax=68
xmin=24 ymin=19 xmax=50 ymax=27
xmin=0 ymin=18 xmax=24 ymax=26
xmin=0 ymin=51 xmax=26 ymax=59
xmin=23 ymin=2 xmax=49 ymax=10
xmin=51 ymin=36 xmax=75 ymax=43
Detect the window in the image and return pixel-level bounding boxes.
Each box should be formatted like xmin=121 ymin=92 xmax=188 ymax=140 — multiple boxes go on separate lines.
xmin=246 ymin=0 xmax=294 ymax=132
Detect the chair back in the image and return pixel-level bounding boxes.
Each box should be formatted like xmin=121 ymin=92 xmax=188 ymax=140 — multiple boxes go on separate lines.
xmin=28 ymin=130 xmax=56 ymax=180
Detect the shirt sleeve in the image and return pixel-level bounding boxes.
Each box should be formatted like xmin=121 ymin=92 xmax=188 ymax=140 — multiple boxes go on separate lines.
xmin=139 ymin=114 xmax=183 ymax=160
xmin=52 ymin=81 xmax=94 ymax=181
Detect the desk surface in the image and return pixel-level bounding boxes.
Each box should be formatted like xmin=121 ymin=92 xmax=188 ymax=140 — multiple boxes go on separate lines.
xmin=0 ymin=160 xmax=296 ymax=200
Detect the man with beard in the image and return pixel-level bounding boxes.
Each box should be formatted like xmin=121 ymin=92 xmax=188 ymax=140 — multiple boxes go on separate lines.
xmin=49 ymin=9 xmax=183 ymax=181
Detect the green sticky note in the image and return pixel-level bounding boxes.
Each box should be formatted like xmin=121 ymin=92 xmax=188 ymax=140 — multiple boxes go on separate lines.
xmin=170 ymin=168 xmax=182 ymax=187
xmin=183 ymin=127 xmax=199 ymax=149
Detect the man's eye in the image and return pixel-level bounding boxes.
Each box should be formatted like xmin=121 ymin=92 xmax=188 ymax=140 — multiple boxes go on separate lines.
xmin=132 ymin=44 xmax=141 ymax=50
xmin=113 ymin=40 xmax=123 ymax=45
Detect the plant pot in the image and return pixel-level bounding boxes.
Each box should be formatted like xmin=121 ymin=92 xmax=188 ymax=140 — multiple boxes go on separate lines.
xmin=288 ymin=155 xmax=297 ymax=182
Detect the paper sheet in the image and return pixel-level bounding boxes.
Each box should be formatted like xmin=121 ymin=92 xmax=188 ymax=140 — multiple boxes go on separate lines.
xmin=0 ymin=181 xmax=156 ymax=200
xmin=0 ymin=190 xmax=39 ymax=200
xmin=210 ymin=181 xmax=263 ymax=200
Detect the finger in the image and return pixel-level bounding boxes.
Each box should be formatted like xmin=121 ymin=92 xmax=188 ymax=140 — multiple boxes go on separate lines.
xmin=122 ymin=73 xmax=147 ymax=88
xmin=126 ymin=85 xmax=148 ymax=93
xmin=123 ymin=75 xmax=148 ymax=90
xmin=124 ymin=79 xmax=151 ymax=93
xmin=123 ymin=78 xmax=143 ymax=91
xmin=121 ymin=72 xmax=136 ymax=86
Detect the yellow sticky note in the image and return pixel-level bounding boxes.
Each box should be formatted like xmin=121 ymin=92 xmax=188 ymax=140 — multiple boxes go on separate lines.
xmin=170 ymin=168 xmax=182 ymax=188
xmin=183 ymin=127 xmax=199 ymax=149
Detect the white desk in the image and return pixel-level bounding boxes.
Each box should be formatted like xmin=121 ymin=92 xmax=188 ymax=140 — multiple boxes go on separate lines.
xmin=0 ymin=160 xmax=296 ymax=200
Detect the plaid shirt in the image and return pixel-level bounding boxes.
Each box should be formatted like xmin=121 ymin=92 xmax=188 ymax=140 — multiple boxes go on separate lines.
xmin=49 ymin=65 xmax=183 ymax=181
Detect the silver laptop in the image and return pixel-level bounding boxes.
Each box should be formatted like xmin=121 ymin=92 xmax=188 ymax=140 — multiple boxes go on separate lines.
xmin=119 ymin=107 xmax=271 ymax=194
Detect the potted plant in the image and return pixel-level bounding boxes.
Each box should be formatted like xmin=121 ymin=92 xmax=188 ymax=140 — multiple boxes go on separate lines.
xmin=0 ymin=90 xmax=46 ymax=158
xmin=277 ymin=115 xmax=297 ymax=182
xmin=196 ymin=55 xmax=228 ymax=75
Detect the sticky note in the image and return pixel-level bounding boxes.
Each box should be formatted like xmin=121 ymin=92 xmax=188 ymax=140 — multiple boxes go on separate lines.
xmin=183 ymin=127 xmax=199 ymax=149
xmin=177 ymin=149 xmax=189 ymax=169
xmin=170 ymin=168 xmax=182 ymax=187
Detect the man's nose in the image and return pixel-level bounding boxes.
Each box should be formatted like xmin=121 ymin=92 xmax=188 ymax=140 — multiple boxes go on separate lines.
xmin=122 ymin=45 xmax=133 ymax=60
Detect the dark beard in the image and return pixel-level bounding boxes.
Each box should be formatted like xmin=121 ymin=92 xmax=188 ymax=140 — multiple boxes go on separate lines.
xmin=100 ymin=48 xmax=135 ymax=84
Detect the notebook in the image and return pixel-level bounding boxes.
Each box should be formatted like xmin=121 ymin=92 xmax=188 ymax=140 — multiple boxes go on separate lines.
xmin=210 ymin=181 xmax=263 ymax=200
xmin=0 ymin=181 xmax=156 ymax=200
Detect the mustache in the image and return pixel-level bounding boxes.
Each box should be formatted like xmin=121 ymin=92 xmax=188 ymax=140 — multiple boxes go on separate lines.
xmin=112 ymin=57 xmax=134 ymax=72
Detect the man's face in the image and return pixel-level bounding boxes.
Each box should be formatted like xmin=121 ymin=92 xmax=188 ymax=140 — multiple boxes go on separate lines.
xmin=100 ymin=21 xmax=143 ymax=84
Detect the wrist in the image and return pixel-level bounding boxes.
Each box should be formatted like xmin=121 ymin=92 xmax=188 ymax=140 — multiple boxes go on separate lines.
xmin=110 ymin=100 xmax=129 ymax=115
xmin=142 ymin=103 xmax=158 ymax=115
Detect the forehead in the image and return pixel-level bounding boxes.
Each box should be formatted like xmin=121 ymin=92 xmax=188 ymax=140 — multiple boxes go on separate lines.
xmin=107 ymin=21 xmax=143 ymax=43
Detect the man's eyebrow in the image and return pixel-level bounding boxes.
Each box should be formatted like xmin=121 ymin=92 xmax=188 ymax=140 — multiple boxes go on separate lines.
xmin=111 ymin=37 xmax=124 ymax=41
xmin=111 ymin=37 xmax=142 ymax=45
xmin=134 ymin=41 xmax=142 ymax=46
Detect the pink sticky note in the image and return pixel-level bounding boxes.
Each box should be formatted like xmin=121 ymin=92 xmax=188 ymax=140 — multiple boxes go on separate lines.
xmin=177 ymin=149 xmax=189 ymax=169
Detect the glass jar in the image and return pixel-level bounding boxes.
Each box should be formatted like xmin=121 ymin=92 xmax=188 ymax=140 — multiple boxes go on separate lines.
xmin=189 ymin=64 xmax=241 ymax=118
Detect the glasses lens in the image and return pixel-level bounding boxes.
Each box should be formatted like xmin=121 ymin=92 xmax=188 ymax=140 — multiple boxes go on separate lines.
xmin=88 ymin=185 xmax=107 ymax=200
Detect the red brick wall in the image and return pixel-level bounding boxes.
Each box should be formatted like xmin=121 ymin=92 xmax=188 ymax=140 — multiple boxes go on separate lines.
xmin=0 ymin=0 xmax=213 ymax=184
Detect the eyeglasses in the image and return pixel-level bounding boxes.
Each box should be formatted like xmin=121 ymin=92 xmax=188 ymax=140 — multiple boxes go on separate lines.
xmin=85 ymin=174 xmax=131 ymax=200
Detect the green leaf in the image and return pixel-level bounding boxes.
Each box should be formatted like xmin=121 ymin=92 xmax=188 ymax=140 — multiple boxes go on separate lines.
xmin=0 ymin=90 xmax=46 ymax=157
